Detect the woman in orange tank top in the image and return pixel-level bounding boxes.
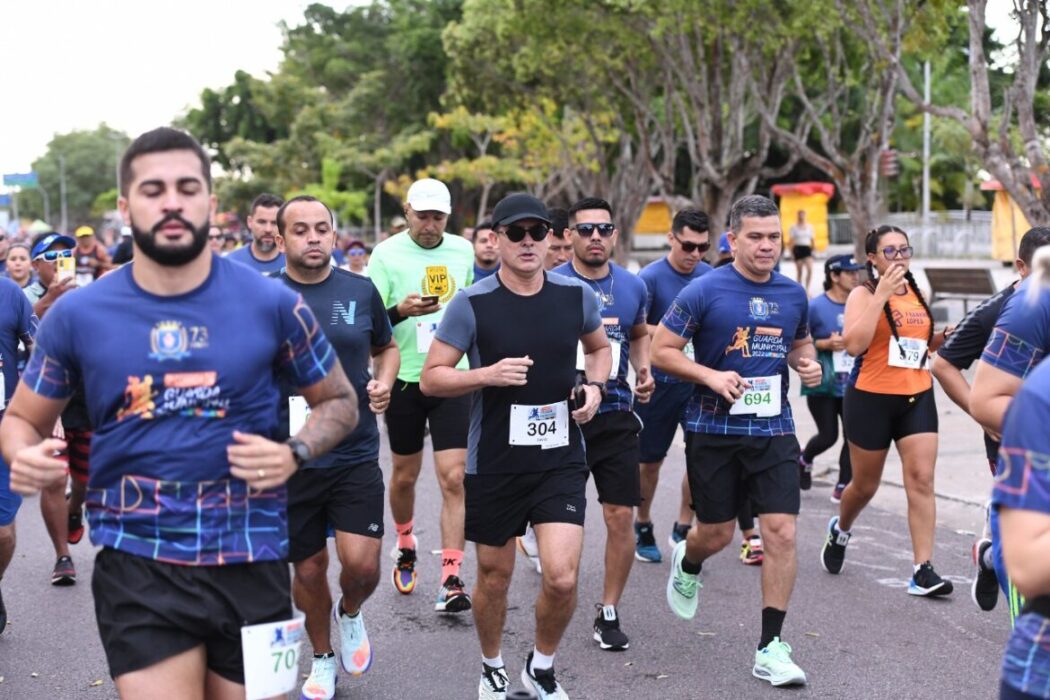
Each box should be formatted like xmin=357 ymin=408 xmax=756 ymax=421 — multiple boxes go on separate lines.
xmin=819 ymin=226 xmax=953 ymax=597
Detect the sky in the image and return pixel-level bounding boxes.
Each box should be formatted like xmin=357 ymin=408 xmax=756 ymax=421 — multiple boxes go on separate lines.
xmin=0 ymin=1 xmax=1022 ymax=185
xmin=0 ymin=0 xmax=326 ymax=179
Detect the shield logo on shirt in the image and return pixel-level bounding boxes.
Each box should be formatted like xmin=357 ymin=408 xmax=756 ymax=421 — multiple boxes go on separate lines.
xmin=422 ymin=266 xmax=456 ymax=302
xmin=749 ymin=297 xmax=770 ymax=320
xmin=148 ymin=321 xmax=190 ymax=361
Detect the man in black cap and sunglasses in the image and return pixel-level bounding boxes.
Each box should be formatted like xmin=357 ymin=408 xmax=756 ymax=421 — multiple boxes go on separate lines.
xmin=421 ymin=192 xmax=610 ymax=700
xmin=552 ymin=197 xmax=654 ymax=653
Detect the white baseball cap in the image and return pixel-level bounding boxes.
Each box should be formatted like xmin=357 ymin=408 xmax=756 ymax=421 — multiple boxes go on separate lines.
xmin=406 ymin=178 xmax=451 ymax=215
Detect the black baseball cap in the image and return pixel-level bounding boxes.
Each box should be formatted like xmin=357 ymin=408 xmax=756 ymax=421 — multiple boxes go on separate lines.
xmin=826 ymin=254 xmax=864 ymax=273
xmin=491 ymin=193 xmax=551 ymax=227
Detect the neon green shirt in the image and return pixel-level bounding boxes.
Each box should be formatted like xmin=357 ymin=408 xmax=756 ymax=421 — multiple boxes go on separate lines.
xmin=368 ymin=231 xmax=475 ymax=382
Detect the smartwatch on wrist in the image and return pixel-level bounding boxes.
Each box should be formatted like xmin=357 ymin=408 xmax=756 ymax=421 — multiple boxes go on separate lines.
xmin=286 ymin=438 xmax=312 ymax=468
xmin=586 ymin=380 xmax=608 ymax=401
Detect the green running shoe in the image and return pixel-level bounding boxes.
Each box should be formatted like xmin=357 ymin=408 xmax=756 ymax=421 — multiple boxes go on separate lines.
xmin=753 ymin=637 xmax=807 ymax=687
xmin=666 ymin=540 xmax=700 ymax=620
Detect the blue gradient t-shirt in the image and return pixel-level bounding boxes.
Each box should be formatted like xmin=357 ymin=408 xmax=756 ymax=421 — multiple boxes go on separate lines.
xmin=660 ymin=264 xmax=809 ymax=436
xmin=226 ymin=245 xmax=286 ymax=273
xmin=639 ymin=256 xmax=712 ymax=383
xmin=992 ymin=358 xmax=1050 ymax=697
xmin=981 ymin=279 xmax=1050 ymax=379
xmin=21 ymin=257 xmax=336 ymax=565
xmin=552 ymin=261 xmax=648 ymax=413
xmin=806 ymin=293 xmax=849 ymax=397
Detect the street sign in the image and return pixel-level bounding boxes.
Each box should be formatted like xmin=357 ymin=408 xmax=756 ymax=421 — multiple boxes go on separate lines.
xmin=3 ymin=172 xmax=38 ymax=188
xmin=0 ymin=194 xmax=11 ymax=207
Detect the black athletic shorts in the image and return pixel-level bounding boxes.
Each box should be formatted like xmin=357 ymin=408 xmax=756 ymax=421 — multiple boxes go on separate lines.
xmin=287 ymin=461 xmax=385 ymax=562
xmin=843 ymin=386 xmax=938 ymax=451
xmin=92 ymin=547 xmax=291 ymax=683
xmin=580 ymin=410 xmax=642 ymax=506
xmin=386 ymin=379 xmax=469 ymax=454
xmin=685 ymin=432 xmax=801 ymax=524
xmin=792 ymin=244 xmax=813 ymax=260
xmin=465 ymin=466 xmax=588 ymax=547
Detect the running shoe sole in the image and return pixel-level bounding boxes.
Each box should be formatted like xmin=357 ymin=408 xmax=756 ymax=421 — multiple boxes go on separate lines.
xmin=907 ymin=581 xmax=953 ymax=597
xmin=753 ymin=665 xmax=808 ymax=686
xmin=435 ymin=593 xmax=472 ymax=613
xmin=51 ymin=574 xmax=76 ymax=586
xmin=634 ymin=549 xmax=662 ymax=563
xmin=592 ymin=630 xmax=629 ymax=651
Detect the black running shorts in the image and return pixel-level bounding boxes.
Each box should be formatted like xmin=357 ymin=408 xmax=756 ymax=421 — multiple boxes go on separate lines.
xmin=287 ymin=461 xmax=385 ymax=562
xmin=92 ymin=548 xmax=291 ymax=683
xmin=843 ymin=386 xmax=938 ymax=451
xmin=685 ymin=432 xmax=801 ymax=524
xmin=386 ymin=379 xmax=469 ymax=454
xmin=465 ymin=466 xmax=588 ymax=547
xmin=580 ymin=410 xmax=642 ymax=506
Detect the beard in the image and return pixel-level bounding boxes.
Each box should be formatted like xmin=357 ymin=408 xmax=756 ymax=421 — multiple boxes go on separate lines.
xmin=132 ymin=212 xmax=210 ymax=267
xmin=256 ymin=238 xmax=276 ymax=253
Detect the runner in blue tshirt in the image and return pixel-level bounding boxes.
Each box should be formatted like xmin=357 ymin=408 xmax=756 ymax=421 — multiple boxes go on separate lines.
xmin=552 ymin=196 xmax=653 ymax=652
xmin=273 ymin=196 xmax=399 ymax=700
xmin=1 ymin=128 xmax=358 ymax=698
xmin=799 ymin=254 xmax=863 ymax=501
xmin=634 ymin=208 xmax=713 ymax=562
xmin=0 ymin=276 xmax=37 ymax=634
xmin=992 ymin=251 xmax=1050 ymax=698
xmin=226 ymin=193 xmax=286 ymax=273
xmin=653 ymin=195 xmax=821 ymax=688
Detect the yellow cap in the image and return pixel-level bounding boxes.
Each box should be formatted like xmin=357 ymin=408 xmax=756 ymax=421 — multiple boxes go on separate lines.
xmin=74 ymin=225 xmax=95 ymax=237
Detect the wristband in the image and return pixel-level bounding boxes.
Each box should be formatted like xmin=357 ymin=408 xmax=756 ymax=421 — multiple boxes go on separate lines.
xmin=586 ymin=380 xmax=608 ymax=401
xmin=387 ymin=305 xmax=404 ymax=326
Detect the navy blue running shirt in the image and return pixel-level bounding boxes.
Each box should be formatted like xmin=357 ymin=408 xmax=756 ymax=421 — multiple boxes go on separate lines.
xmin=552 ymin=261 xmax=648 ymax=413
xmin=660 ymin=264 xmax=809 ymax=436
xmin=0 ymin=277 xmax=37 ymax=411
xmin=275 ymin=268 xmax=392 ymax=468
xmin=226 ymin=245 xmax=286 ymax=273
xmin=21 ymin=257 xmax=336 ymax=565
xmin=981 ymin=278 xmax=1050 ymax=379
xmin=639 ymin=256 xmax=712 ymax=384
xmin=435 ymin=272 xmax=602 ymax=475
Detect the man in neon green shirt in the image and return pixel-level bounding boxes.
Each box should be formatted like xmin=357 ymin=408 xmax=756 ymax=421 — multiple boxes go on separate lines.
xmin=368 ymin=178 xmax=475 ymax=614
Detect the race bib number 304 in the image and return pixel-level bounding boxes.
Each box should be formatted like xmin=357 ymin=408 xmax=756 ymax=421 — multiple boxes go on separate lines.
xmin=887 ymin=337 xmax=928 ymax=370
xmin=729 ymin=375 xmax=782 ymax=418
xmin=241 ymin=615 xmax=305 ymax=700
xmin=509 ymin=401 xmax=569 ymax=450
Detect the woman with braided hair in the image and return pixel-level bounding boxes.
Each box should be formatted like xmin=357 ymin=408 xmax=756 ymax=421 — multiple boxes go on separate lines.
xmin=819 ymin=225 xmax=954 ymax=596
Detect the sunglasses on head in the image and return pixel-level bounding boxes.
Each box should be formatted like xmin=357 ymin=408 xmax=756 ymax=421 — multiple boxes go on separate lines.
xmin=881 ymin=246 xmax=914 ymax=260
xmin=673 ymin=234 xmax=711 ymax=254
xmin=501 ymin=222 xmax=550 ymax=243
xmin=573 ymin=223 xmax=615 ymax=238
xmin=33 ymin=249 xmax=73 ymax=262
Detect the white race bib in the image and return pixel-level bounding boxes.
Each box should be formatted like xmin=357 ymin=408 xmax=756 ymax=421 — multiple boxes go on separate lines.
xmin=416 ymin=321 xmax=438 ymax=354
xmin=288 ymin=395 xmax=310 ymax=435
xmin=509 ymin=401 xmax=569 ymax=450
xmin=832 ymin=350 xmax=855 ymax=374
xmin=241 ymin=615 xmax=305 ymax=700
xmin=729 ymin=375 xmax=782 ymax=418
xmin=576 ymin=340 xmax=620 ymax=380
xmin=887 ymin=337 xmax=928 ymax=370
xmin=75 ymin=272 xmax=94 ymax=287
xmin=0 ymin=356 xmax=5 ymax=411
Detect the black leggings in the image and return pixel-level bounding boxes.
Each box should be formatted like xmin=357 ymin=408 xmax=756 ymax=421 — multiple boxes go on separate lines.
xmin=803 ymin=395 xmax=852 ymax=486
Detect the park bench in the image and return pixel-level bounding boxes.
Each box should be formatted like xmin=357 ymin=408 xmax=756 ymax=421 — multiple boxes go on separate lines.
xmin=924 ymin=267 xmax=998 ymax=315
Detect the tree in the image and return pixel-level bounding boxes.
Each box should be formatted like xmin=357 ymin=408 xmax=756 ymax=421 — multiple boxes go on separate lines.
xmin=863 ymin=0 xmax=1050 ymax=226
xmin=23 ymin=125 xmax=129 ymax=230
xmin=290 ymin=158 xmax=368 ymax=225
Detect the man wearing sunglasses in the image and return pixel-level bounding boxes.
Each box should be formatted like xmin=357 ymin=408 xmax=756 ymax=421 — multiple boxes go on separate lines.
xmin=634 ymin=209 xmax=713 ymax=564
xmin=368 ymin=177 xmax=475 ymax=612
xmin=422 ymin=191 xmax=609 ymax=700
xmin=552 ymin=196 xmax=654 ymax=653
xmin=25 ymin=232 xmax=78 ymax=319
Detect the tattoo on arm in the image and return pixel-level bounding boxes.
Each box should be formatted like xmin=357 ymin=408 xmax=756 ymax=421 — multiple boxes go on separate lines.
xmin=295 ymin=362 xmax=359 ymax=457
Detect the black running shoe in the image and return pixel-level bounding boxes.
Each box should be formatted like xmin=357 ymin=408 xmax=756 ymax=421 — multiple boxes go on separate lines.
xmin=799 ymin=456 xmax=812 ymax=491
xmin=521 ymin=652 xmax=568 ymax=699
xmin=0 ymin=584 xmax=6 ymax=635
xmin=820 ymin=516 xmax=850 ymax=574
xmin=909 ymin=561 xmax=953 ymax=597
xmin=593 ymin=604 xmax=629 ymax=651
xmin=51 ymin=555 xmax=76 ymax=586
xmin=971 ymin=539 xmax=998 ymax=611
xmin=435 ymin=574 xmax=472 ymax=613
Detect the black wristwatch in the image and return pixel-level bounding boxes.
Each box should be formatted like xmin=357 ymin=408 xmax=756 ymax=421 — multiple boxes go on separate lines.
xmin=586 ymin=380 xmax=608 ymax=401
xmin=286 ymin=438 xmax=312 ymax=467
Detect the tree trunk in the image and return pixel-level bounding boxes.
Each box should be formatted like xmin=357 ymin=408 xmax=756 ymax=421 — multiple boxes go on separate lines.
xmin=477 ymin=181 xmax=494 ymax=224
xmin=372 ymin=171 xmax=386 ymax=243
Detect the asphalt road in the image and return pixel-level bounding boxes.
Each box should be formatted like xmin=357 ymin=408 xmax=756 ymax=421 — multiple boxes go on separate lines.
xmin=0 ymin=432 xmax=1010 ymax=699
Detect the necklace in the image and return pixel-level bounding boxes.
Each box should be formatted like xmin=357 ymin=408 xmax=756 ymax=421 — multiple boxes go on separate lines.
xmin=574 ymin=262 xmax=615 ymax=308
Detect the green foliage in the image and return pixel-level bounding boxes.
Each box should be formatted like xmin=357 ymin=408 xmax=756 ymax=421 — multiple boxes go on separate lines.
xmin=288 ymin=158 xmax=368 ymax=225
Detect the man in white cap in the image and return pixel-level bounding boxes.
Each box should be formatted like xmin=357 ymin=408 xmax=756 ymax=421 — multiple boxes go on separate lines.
xmin=367 ymin=178 xmax=476 ymax=613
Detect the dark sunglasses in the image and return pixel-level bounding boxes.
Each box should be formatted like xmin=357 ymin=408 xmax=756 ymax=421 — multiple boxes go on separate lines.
xmin=673 ymin=234 xmax=711 ymax=254
xmin=348 ymin=248 xmax=366 ymax=256
xmin=208 ymin=234 xmax=224 ymax=240
xmin=33 ymin=249 xmax=74 ymax=262
xmin=501 ymin=223 xmax=550 ymax=243
xmin=881 ymin=246 xmax=914 ymax=260
xmin=573 ymin=222 xmax=615 ymax=238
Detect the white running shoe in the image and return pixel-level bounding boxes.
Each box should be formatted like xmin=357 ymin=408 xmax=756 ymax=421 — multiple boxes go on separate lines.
xmin=517 ymin=525 xmax=542 ymax=574
xmin=300 ymin=654 xmax=337 ymax=700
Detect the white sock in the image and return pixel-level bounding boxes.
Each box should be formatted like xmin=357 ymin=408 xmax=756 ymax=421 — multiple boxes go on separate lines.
xmin=530 ymin=648 xmax=555 ymax=673
xmin=748 ymin=534 xmax=762 ymax=542
xmin=482 ymin=653 xmax=504 ymax=669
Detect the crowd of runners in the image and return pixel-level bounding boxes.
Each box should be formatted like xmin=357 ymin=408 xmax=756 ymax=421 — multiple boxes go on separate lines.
xmin=0 ymin=127 xmax=1048 ymax=699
